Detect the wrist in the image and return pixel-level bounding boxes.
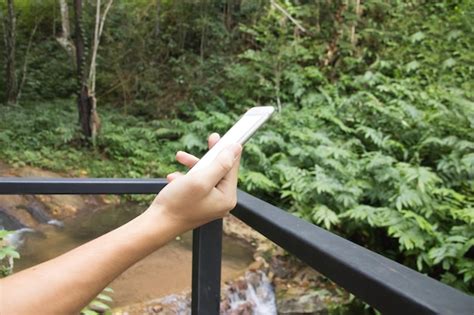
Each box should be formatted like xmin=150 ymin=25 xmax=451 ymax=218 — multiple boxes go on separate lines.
xmin=142 ymin=203 xmax=193 ymax=239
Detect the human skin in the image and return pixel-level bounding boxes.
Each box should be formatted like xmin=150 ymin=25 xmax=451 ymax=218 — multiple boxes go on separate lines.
xmin=0 ymin=133 xmax=241 ymax=315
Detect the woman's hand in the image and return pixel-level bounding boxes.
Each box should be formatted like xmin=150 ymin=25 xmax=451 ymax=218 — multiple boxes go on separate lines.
xmin=147 ymin=133 xmax=242 ymax=231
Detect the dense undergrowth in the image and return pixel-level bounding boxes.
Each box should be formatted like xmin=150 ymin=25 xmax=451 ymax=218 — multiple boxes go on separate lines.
xmin=0 ymin=0 xmax=473 ymax=308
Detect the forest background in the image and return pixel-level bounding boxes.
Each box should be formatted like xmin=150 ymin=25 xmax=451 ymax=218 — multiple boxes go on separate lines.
xmin=0 ymin=0 xmax=473 ymax=306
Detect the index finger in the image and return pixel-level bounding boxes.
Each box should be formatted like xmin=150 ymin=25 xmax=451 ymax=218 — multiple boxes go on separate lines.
xmin=201 ymin=143 xmax=242 ymax=188
xmin=216 ymin=150 xmax=241 ymax=193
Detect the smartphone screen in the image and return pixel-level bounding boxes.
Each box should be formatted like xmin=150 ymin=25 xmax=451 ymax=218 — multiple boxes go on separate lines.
xmin=188 ymin=106 xmax=274 ymax=173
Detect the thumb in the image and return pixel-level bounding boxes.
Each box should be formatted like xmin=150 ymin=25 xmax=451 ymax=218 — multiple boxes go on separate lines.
xmin=203 ymin=143 xmax=242 ymax=187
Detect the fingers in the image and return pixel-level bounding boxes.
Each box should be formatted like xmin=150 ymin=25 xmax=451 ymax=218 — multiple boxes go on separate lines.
xmin=167 ymin=171 xmax=184 ymax=183
xmin=216 ymin=152 xmax=241 ymax=193
xmin=172 ymin=132 xmax=229 ymax=186
xmin=176 ymin=133 xmax=220 ymax=169
xmin=208 ymin=133 xmax=220 ymax=149
xmin=204 ymin=143 xmax=242 ymax=187
xmin=176 ymin=151 xmax=199 ymax=168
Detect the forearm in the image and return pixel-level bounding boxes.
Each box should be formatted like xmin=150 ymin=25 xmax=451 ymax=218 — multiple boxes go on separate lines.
xmin=0 ymin=205 xmax=185 ymax=315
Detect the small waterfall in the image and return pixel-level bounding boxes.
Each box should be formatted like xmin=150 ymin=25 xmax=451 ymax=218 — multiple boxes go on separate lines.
xmin=24 ymin=200 xmax=63 ymax=227
xmin=0 ymin=202 xmax=62 ymax=237
xmin=25 ymin=201 xmax=53 ymax=224
xmin=1 ymin=207 xmax=36 ymax=249
xmin=4 ymin=228 xmax=36 ymax=248
xmin=47 ymin=219 xmax=65 ymax=228
xmin=0 ymin=207 xmax=26 ymax=230
xmin=221 ymin=270 xmax=277 ymax=315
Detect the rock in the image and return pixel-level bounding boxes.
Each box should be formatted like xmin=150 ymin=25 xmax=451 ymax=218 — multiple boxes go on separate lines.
xmin=36 ymin=195 xmax=82 ymax=219
xmin=0 ymin=207 xmax=29 ymax=230
xmin=24 ymin=198 xmax=51 ymax=223
xmin=269 ymin=256 xmax=291 ymax=279
xmin=277 ymin=290 xmax=328 ymax=315
xmin=1 ymin=206 xmax=37 ymax=228
xmin=0 ymin=195 xmax=25 ymax=209
xmin=248 ymin=259 xmax=264 ymax=272
xmin=151 ymin=305 xmax=163 ymax=313
xmin=223 ymin=215 xmax=267 ymax=246
xmin=113 ymin=293 xmax=191 ymax=315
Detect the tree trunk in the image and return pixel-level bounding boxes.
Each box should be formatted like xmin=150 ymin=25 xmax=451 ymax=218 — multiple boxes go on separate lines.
xmin=73 ymin=0 xmax=92 ymax=138
xmin=224 ymin=0 xmax=232 ymax=31
xmin=88 ymin=0 xmax=113 ymax=96
xmin=59 ymin=0 xmax=71 ymax=37
xmin=3 ymin=0 xmax=17 ymax=105
xmin=322 ymin=1 xmax=347 ymax=72
xmin=57 ymin=0 xmax=76 ymax=64
xmin=350 ymin=0 xmax=361 ymax=46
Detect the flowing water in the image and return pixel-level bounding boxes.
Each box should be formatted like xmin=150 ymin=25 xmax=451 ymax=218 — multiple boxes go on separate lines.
xmin=8 ymin=203 xmax=255 ymax=307
xmin=222 ymin=271 xmax=277 ymax=315
xmin=0 ymin=208 xmax=26 ymax=230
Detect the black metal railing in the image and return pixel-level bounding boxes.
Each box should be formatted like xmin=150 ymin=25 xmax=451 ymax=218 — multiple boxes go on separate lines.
xmin=1 ymin=178 xmax=473 ymax=315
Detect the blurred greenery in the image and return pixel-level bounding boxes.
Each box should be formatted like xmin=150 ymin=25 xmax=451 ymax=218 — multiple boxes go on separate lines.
xmin=0 ymin=0 xmax=473 ymax=310
xmin=0 ymin=230 xmax=20 ymax=277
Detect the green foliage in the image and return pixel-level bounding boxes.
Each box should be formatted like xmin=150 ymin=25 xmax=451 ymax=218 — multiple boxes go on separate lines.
xmin=179 ymin=57 xmax=473 ymax=292
xmin=0 ymin=100 xmax=184 ymax=205
xmin=212 ymin=0 xmax=474 ymax=294
xmin=0 ymin=230 xmax=20 ymax=277
xmin=81 ymin=287 xmax=114 ymax=315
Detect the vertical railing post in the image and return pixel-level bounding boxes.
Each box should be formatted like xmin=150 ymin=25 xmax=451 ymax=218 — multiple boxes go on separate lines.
xmin=191 ymin=219 xmax=223 ymax=315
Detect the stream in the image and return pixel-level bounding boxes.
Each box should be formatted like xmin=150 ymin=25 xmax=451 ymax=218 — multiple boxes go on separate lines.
xmin=9 ymin=203 xmax=255 ymax=307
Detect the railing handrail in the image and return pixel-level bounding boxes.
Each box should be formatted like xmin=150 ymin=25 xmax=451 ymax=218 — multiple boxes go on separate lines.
xmin=0 ymin=177 xmax=168 ymax=194
xmin=233 ymin=190 xmax=474 ymax=315
xmin=1 ymin=177 xmax=473 ymax=315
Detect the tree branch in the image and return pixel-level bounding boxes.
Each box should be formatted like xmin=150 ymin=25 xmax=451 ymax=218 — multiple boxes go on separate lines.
xmin=17 ymin=21 xmax=39 ymax=102
xmin=88 ymin=0 xmax=113 ymax=95
xmin=270 ymin=0 xmax=307 ymax=33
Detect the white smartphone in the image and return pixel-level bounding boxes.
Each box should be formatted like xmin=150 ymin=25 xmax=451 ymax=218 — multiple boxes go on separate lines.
xmin=188 ymin=106 xmax=275 ymax=173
